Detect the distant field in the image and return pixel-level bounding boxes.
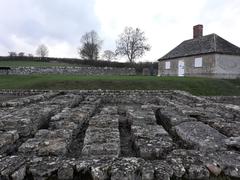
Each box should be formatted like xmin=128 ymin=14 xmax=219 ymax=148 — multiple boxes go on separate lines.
xmin=0 ymin=75 xmax=239 ymax=96
xmin=0 ymin=60 xmax=76 ymax=67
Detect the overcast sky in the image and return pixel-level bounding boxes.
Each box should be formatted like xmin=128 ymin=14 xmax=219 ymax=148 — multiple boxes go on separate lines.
xmin=0 ymin=0 xmax=240 ymax=62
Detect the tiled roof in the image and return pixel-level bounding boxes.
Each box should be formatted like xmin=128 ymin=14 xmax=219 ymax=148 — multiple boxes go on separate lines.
xmin=159 ymin=34 xmax=240 ymax=61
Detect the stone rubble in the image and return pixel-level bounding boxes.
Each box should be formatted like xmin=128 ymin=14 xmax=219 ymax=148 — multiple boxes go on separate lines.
xmin=0 ymin=90 xmax=240 ymax=180
xmin=0 ymin=92 xmax=59 ymax=107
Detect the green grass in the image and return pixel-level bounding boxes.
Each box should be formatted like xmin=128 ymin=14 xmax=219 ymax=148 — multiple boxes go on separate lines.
xmin=0 ymin=75 xmax=239 ymax=96
xmin=0 ymin=61 xmax=75 ymax=67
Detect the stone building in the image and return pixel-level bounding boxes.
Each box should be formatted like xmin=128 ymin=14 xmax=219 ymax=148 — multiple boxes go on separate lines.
xmin=158 ymin=25 xmax=240 ymax=79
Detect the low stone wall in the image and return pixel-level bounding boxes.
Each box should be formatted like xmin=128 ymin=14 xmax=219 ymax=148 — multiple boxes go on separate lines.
xmin=0 ymin=66 xmax=136 ymax=76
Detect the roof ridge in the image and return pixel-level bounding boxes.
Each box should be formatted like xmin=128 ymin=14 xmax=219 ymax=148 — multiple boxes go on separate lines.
xmin=158 ymin=33 xmax=240 ymax=61
xmin=182 ymin=33 xmax=214 ymax=42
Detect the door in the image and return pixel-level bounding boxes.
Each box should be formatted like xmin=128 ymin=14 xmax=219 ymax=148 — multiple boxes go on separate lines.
xmin=178 ymin=60 xmax=185 ymax=76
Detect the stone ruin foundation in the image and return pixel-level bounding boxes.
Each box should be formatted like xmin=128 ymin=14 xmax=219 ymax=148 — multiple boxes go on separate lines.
xmin=0 ymin=90 xmax=240 ymax=180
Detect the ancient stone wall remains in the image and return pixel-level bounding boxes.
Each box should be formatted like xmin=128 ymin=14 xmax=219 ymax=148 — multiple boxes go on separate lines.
xmin=0 ymin=66 xmax=136 ymax=75
xmin=0 ymin=90 xmax=240 ymax=179
xmin=205 ymin=96 xmax=240 ymax=106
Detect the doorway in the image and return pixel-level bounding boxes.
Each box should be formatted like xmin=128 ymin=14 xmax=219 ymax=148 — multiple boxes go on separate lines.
xmin=178 ymin=60 xmax=185 ymax=76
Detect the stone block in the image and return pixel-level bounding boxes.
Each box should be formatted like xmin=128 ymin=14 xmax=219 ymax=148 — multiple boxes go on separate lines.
xmin=175 ymin=121 xmax=227 ymax=151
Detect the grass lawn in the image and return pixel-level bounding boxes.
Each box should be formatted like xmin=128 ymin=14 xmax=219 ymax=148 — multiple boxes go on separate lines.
xmin=0 ymin=60 xmax=76 ymax=67
xmin=0 ymin=75 xmax=239 ymax=96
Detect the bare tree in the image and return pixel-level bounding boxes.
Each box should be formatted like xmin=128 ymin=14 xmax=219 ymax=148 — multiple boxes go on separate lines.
xmin=18 ymin=52 xmax=25 ymax=57
xmin=78 ymin=30 xmax=102 ymax=60
xmin=36 ymin=44 xmax=49 ymax=58
xmin=8 ymin=52 xmax=17 ymax=57
xmin=102 ymin=50 xmax=116 ymax=61
xmin=116 ymin=27 xmax=150 ymax=63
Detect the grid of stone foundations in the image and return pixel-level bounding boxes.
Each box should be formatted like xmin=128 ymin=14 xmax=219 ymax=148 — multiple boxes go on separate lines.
xmin=0 ymin=90 xmax=240 ymax=180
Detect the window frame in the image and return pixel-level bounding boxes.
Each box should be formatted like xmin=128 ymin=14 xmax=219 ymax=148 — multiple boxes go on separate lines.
xmin=194 ymin=57 xmax=203 ymax=68
xmin=165 ymin=61 xmax=171 ymax=69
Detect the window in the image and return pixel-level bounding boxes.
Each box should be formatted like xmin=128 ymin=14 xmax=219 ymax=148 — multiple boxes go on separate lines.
xmin=194 ymin=57 xmax=202 ymax=67
xmin=165 ymin=61 xmax=171 ymax=69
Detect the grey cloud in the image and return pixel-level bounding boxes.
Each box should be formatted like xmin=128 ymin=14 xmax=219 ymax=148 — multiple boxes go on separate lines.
xmin=0 ymin=0 xmax=101 ymax=54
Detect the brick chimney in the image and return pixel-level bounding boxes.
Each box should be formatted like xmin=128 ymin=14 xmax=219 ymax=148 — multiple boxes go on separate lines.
xmin=193 ymin=24 xmax=203 ymax=39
